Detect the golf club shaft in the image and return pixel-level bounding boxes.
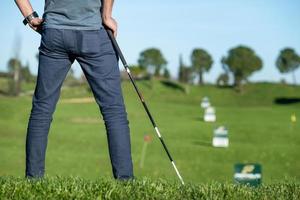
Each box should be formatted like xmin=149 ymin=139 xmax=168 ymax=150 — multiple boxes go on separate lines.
xmin=106 ymin=29 xmax=184 ymax=185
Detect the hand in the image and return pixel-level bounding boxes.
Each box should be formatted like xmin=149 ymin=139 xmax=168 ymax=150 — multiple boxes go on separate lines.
xmin=28 ymin=18 xmax=44 ymax=34
xmin=102 ymin=16 xmax=118 ymax=37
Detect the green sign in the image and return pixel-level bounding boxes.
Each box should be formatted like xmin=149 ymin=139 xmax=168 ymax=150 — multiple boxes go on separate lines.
xmin=234 ymin=163 xmax=262 ymax=186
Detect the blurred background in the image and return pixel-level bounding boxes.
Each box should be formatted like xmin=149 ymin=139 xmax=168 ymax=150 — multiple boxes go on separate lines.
xmin=0 ymin=0 xmax=299 ymax=184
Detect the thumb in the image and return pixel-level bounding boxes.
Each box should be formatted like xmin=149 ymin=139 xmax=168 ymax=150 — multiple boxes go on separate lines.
xmin=37 ymin=18 xmax=44 ymax=23
xmin=32 ymin=18 xmax=44 ymax=25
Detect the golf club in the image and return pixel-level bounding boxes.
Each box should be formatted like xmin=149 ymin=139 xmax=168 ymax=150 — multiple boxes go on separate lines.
xmin=106 ymin=29 xmax=185 ymax=185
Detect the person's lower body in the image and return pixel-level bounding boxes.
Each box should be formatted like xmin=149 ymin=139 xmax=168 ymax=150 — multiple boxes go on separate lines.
xmin=25 ymin=27 xmax=134 ymax=179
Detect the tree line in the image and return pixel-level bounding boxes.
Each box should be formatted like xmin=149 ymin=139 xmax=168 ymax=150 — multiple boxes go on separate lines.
xmin=134 ymin=46 xmax=300 ymax=89
xmin=0 ymin=58 xmax=35 ymax=96
xmin=1 ymin=45 xmax=299 ymax=96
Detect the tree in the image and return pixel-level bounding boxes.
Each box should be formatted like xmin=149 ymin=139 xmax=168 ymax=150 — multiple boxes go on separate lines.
xmin=64 ymin=68 xmax=79 ymax=86
xmin=21 ymin=62 xmax=35 ymax=83
xmin=138 ymin=48 xmax=167 ymax=77
xmin=178 ymin=55 xmax=184 ymax=81
xmin=191 ymin=48 xmax=213 ymax=85
xmin=178 ymin=54 xmax=194 ymax=83
xmin=216 ymin=73 xmax=229 ymax=86
xmin=163 ymin=68 xmax=170 ymax=79
xmin=276 ymin=48 xmax=300 ymax=85
xmin=221 ymin=56 xmax=230 ymax=74
xmin=222 ymin=45 xmax=262 ymax=89
xmin=218 ymin=56 xmax=231 ymax=86
xmin=7 ymin=58 xmax=22 ymax=96
xmin=126 ymin=65 xmax=149 ymax=80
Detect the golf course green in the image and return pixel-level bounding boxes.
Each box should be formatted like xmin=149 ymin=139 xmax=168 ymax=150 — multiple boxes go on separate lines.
xmin=0 ymin=79 xmax=299 ymax=184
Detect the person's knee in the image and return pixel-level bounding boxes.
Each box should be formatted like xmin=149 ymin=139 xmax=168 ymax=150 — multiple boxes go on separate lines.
xmin=29 ymin=100 xmax=56 ymax=121
xmin=102 ymin=104 xmax=128 ymax=122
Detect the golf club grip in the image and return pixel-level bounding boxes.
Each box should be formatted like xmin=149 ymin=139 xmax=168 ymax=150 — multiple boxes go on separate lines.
xmin=106 ymin=29 xmax=128 ymax=67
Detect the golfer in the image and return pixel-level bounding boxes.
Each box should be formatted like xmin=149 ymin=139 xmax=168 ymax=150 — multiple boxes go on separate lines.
xmin=14 ymin=0 xmax=134 ymax=180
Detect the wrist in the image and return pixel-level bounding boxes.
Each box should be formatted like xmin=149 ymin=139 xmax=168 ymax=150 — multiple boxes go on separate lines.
xmin=102 ymin=14 xmax=112 ymax=22
xmin=23 ymin=11 xmax=39 ymax=25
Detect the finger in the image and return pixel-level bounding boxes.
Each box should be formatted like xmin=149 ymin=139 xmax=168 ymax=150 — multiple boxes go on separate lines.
xmin=31 ymin=18 xmax=43 ymax=25
xmin=108 ymin=26 xmax=117 ymax=38
xmin=112 ymin=25 xmax=117 ymax=37
xmin=29 ymin=24 xmax=37 ymax=31
xmin=37 ymin=26 xmax=42 ymax=34
xmin=32 ymin=20 xmax=42 ymax=25
xmin=114 ymin=22 xmax=118 ymax=38
xmin=37 ymin=18 xmax=44 ymax=23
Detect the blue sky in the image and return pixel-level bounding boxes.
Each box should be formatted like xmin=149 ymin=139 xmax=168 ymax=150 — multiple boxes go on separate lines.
xmin=1 ymin=0 xmax=300 ymax=83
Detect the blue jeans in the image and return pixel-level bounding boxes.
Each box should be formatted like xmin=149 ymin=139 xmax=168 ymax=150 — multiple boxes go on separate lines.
xmin=26 ymin=27 xmax=134 ymax=179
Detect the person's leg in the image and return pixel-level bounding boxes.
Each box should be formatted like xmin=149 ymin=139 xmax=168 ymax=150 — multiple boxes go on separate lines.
xmin=26 ymin=28 xmax=73 ymax=178
xmin=76 ymin=28 xmax=133 ymax=180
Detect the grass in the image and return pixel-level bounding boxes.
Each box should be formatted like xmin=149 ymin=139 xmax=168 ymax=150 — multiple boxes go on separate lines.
xmin=0 ymin=80 xmax=300 ymax=185
xmin=0 ymin=176 xmax=299 ymax=199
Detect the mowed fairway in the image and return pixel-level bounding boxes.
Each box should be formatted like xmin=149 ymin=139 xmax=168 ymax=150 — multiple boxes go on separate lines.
xmin=0 ymin=80 xmax=299 ymax=184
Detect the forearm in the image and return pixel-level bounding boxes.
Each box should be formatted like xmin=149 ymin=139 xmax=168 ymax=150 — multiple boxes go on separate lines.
xmin=101 ymin=0 xmax=114 ymax=20
xmin=14 ymin=0 xmax=34 ymax=17
xmin=101 ymin=0 xmax=117 ymax=36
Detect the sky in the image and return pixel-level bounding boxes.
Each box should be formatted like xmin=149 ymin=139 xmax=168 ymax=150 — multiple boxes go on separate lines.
xmin=0 ymin=0 xmax=300 ymax=84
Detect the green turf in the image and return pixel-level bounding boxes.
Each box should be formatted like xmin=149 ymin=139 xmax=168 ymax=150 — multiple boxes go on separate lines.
xmin=0 ymin=80 xmax=299 ymax=184
xmin=0 ymin=176 xmax=299 ymax=199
